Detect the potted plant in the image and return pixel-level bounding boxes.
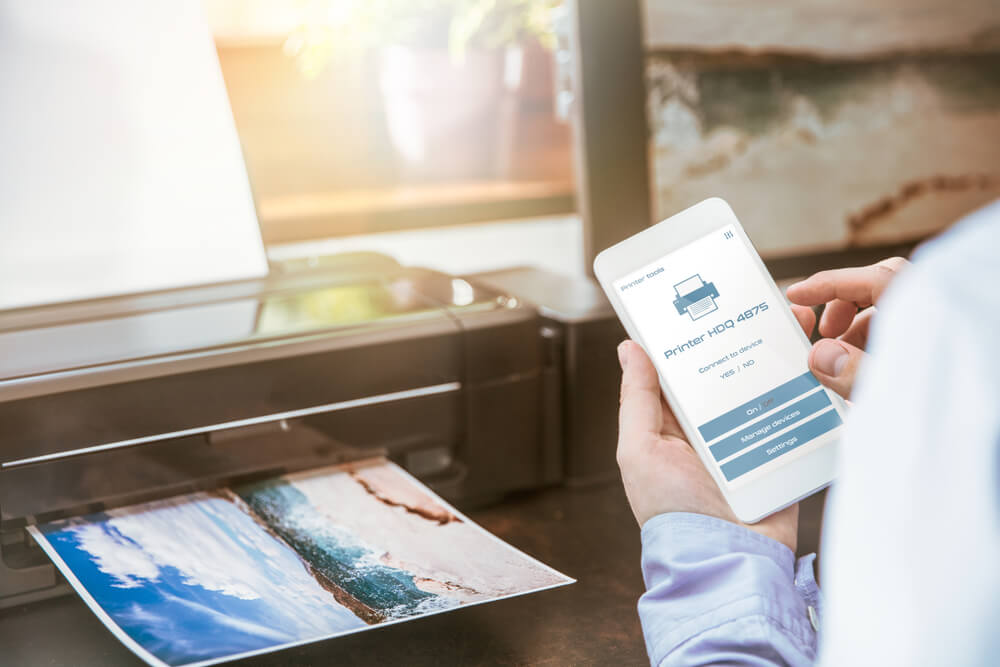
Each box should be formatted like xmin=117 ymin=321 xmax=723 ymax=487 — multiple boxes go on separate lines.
xmin=284 ymin=0 xmax=559 ymax=181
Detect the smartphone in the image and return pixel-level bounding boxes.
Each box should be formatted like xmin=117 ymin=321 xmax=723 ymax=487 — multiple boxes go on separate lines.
xmin=594 ymin=198 xmax=847 ymax=522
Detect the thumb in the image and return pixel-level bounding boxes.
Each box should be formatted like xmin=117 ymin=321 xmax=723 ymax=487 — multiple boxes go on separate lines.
xmin=809 ymin=338 xmax=865 ymax=399
xmin=617 ymin=341 xmax=663 ymax=449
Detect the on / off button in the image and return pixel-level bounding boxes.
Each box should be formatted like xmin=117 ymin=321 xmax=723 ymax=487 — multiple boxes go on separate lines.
xmin=697 ymin=371 xmax=821 ymax=442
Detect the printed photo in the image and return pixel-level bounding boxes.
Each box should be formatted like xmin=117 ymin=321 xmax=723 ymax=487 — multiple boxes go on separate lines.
xmin=30 ymin=458 xmax=571 ymax=667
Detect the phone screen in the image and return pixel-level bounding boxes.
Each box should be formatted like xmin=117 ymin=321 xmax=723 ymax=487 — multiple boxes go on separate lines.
xmin=614 ymin=224 xmax=843 ymax=487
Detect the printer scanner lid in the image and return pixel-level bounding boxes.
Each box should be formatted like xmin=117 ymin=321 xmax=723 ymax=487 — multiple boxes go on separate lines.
xmin=0 ymin=0 xmax=268 ymax=311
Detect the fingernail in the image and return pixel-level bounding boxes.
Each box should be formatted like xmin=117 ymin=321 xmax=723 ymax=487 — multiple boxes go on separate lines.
xmin=617 ymin=341 xmax=629 ymax=370
xmin=813 ymin=339 xmax=848 ymax=376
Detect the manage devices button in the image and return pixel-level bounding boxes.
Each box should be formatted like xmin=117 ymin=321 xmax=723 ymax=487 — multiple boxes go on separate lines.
xmin=720 ymin=408 xmax=843 ymax=481
xmin=709 ymin=390 xmax=832 ymax=461
xmin=698 ymin=371 xmax=820 ymax=442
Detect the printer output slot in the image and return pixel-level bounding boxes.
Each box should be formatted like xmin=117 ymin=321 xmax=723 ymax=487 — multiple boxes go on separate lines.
xmin=0 ymin=379 xmax=469 ymax=567
xmin=0 ymin=424 xmax=389 ymax=535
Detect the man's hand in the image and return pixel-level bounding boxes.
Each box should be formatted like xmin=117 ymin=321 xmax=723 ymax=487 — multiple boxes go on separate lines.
xmin=786 ymin=257 xmax=909 ymax=398
xmin=615 ymin=256 xmax=910 ymax=550
xmin=616 ymin=340 xmax=799 ymax=552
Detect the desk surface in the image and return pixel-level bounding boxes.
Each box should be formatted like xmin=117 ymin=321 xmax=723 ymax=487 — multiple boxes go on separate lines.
xmin=0 ymin=482 xmax=651 ymax=666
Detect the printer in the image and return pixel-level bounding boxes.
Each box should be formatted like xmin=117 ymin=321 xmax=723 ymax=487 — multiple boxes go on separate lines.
xmin=0 ymin=1 xmax=624 ymax=609
xmin=0 ymin=254 xmax=624 ymax=608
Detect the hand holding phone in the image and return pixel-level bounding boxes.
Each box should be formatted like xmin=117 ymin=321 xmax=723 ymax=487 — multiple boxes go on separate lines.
xmin=616 ymin=339 xmax=801 ymax=549
xmin=596 ymin=198 xmax=848 ymax=522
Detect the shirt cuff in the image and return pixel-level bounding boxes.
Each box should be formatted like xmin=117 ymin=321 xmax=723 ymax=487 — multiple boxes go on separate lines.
xmin=638 ymin=512 xmax=818 ymax=665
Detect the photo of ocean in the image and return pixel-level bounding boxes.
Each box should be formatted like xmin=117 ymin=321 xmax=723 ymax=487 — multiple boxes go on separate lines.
xmin=31 ymin=458 xmax=571 ymax=667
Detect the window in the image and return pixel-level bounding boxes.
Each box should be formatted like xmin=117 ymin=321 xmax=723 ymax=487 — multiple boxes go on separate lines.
xmin=204 ymin=0 xmax=574 ymax=245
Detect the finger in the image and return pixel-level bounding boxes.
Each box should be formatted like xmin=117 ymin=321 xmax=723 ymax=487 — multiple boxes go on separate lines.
xmin=786 ymin=257 xmax=908 ymax=309
xmin=617 ymin=341 xmax=663 ymax=455
xmin=789 ymin=304 xmax=816 ymax=338
xmin=839 ymin=307 xmax=875 ymax=350
xmin=818 ymin=299 xmax=859 ymax=338
xmin=808 ymin=338 xmax=865 ymax=399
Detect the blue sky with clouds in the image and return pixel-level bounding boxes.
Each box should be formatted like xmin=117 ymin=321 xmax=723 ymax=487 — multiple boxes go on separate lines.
xmin=38 ymin=493 xmax=365 ymax=666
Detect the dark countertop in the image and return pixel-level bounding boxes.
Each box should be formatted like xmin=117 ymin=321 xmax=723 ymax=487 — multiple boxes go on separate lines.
xmin=0 ymin=481 xmax=826 ymax=666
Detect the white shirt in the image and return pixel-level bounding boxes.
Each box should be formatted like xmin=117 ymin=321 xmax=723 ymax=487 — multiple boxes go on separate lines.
xmin=819 ymin=199 xmax=1000 ymax=665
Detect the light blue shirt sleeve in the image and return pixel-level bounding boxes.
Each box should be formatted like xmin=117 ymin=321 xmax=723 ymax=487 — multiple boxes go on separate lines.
xmin=638 ymin=512 xmax=820 ymax=667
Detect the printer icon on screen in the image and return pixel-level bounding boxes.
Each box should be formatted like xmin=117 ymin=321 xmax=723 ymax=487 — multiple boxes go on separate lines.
xmin=672 ymin=274 xmax=720 ymax=321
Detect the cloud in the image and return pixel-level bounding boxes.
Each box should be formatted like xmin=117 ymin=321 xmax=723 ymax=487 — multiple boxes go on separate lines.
xmin=76 ymin=494 xmax=288 ymax=601
xmin=73 ymin=524 xmax=160 ymax=588
xmin=61 ymin=492 xmax=366 ymax=641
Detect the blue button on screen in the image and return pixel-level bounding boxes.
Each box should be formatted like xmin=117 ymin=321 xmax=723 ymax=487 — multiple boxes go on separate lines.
xmin=698 ymin=371 xmax=821 ymax=442
xmin=709 ymin=389 xmax=832 ymax=461
xmin=720 ymin=408 xmax=842 ymax=481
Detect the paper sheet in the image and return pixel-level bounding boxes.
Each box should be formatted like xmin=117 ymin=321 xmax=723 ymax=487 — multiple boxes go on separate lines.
xmin=29 ymin=458 xmax=572 ymax=667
